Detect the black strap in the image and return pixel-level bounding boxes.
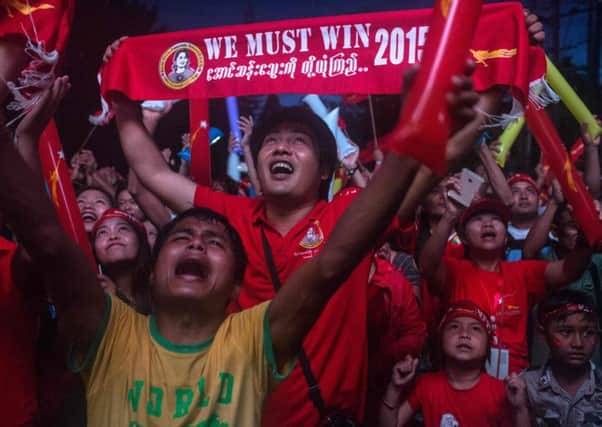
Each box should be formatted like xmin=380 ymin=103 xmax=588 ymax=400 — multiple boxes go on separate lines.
xmin=589 ymin=264 xmax=602 ymax=353
xmin=260 ymin=227 xmax=326 ymax=414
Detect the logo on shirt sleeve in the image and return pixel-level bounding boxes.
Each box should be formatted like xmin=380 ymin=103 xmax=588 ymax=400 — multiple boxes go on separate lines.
xmin=299 ymin=221 xmax=324 ymax=249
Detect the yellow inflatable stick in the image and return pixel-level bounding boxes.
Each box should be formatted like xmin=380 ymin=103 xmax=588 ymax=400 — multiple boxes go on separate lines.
xmin=495 ymin=115 xmax=525 ymax=167
xmin=545 ymin=56 xmax=602 ymax=139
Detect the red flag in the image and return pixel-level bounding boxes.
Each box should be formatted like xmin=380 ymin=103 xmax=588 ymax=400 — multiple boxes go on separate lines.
xmin=39 ymin=121 xmax=95 ymax=262
xmin=525 ymin=101 xmax=602 ymax=246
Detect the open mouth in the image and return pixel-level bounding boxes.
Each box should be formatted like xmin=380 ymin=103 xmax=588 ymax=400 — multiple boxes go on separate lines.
xmin=175 ymin=258 xmax=209 ymax=280
xmin=81 ymin=211 xmax=97 ymax=222
xmin=481 ymin=230 xmax=497 ymax=239
xmin=270 ymin=161 xmax=294 ymax=175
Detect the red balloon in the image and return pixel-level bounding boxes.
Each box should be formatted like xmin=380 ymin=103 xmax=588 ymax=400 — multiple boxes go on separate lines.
xmin=525 ymin=100 xmax=602 ymax=246
xmin=390 ymin=0 xmax=483 ymax=175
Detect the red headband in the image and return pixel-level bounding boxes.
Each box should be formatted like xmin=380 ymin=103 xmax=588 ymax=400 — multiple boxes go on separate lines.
xmin=539 ymin=303 xmax=595 ymax=327
xmin=92 ymin=209 xmax=147 ymax=239
xmin=439 ymin=301 xmax=493 ymax=339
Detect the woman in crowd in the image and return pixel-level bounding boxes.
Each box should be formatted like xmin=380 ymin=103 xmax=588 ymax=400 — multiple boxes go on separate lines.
xmin=92 ymin=208 xmax=152 ymax=314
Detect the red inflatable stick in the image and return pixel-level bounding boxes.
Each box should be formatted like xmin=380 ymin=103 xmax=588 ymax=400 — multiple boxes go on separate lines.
xmin=525 ymin=100 xmax=602 ymax=246
xmin=390 ymin=0 xmax=483 ymax=175
xmin=38 ymin=120 xmax=95 ymax=264
xmin=570 ymin=138 xmax=585 ymax=162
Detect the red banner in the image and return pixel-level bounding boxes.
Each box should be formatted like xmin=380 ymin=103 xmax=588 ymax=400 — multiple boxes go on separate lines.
xmin=100 ymin=2 xmax=545 ymax=103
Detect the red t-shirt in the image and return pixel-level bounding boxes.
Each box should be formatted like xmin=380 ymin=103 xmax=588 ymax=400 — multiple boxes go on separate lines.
xmin=366 ymin=257 xmax=426 ymax=420
xmin=408 ymin=371 xmax=512 ymax=427
xmin=368 ymin=257 xmax=426 ymax=361
xmin=442 ymin=257 xmax=548 ymax=373
xmin=0 ymin=237 xmax=38 ymax=426
xmin=194 ymin=186 xmax=375 ymax=425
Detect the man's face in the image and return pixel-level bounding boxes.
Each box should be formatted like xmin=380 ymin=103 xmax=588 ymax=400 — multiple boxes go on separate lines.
xmin=152 ymin=217 xmax=238 ymax=310
xmin=441 ymin=316 xmax=488 ymax=363
xmin=77 ymin=189 xmax=111 ymax=233
xmin=463 ymin=212 xmax=507 ymax=253
xmin=510 ymin=181 xmax=539 ymax=218
xmin=117 ymin=190 xmax=145 ymax=222
xmin=546 ymin=313 xmax=598 ymax=368
xmin=93 ymin=218 xmax=139 ymax=265
xmin=256 ymin=123 xmax=325 ymax=202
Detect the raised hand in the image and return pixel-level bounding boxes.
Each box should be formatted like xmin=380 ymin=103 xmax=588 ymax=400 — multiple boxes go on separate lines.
xmin=581 ymin=121 xmax=601 ymax=147
xmin=237 ymin=115 xmax=254 ymax=147
xmin=390 ymin=354 xmax=419 ymax=388
xmin=341 ymin=141 xmax=360 ymax=170
xmin=447 ymin=60 xmax=479 ymax=133
xmin=16 ymin=75 xmax=71 ymax=141
xmin=489 ymin=139 xmax=503 ymax=157
xmin=103 ymin=36 xmax=128 ymax=64
xmin=505 ymin=373 xmax=529 ymax=409
xmin=442 ymin=174 xmax=463 ymax=220
xmin=524 ymin=9 xmax=545 ymax=46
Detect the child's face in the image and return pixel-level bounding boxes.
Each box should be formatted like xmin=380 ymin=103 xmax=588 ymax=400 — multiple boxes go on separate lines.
xmin=442 ymin=316 xmax=488 ymax=363
xmin=463 ymin=213 xmax=507 ymax=252
xmin=546 ymin=313 xmax=598 ymax=368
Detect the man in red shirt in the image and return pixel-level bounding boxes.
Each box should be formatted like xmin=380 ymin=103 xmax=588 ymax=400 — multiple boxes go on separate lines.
xmin=366 ymin=254 xmax=426 ymax=421
xmin=419 ymin=198 xmax=591 ymax=378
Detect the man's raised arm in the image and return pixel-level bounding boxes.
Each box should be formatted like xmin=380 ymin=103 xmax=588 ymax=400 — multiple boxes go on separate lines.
xmin=0 ymin=117 xmax=105 ymax=355
xmin=112 ymin=94 xmax=196 ymax=213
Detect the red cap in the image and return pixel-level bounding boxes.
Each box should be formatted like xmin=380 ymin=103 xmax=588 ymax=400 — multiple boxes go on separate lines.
xmin=439 ymin=301 xmax=493 ymax=339
xmin=92 ymin=209 xmax=146 ymax=239
xmin=507 ymin=173 xmax=537 ymax=191
xmin=458 ymin=198 xmax=511 ymax=230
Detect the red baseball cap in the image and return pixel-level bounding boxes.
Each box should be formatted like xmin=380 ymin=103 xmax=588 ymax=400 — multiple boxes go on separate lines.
xmin=439 ymin=300 xmax=493 ymax=340
xmin=458 ymin=198 xmax=511 ymax=230
xmin=507 ymin=173 xmax=538 ymax=191
xmin=92 ymin=208 xmax=146 ymax=239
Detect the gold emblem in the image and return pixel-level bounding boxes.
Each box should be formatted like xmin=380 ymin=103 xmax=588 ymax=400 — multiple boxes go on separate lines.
xmin=159 ymin=42 xmax=204 ymax=90
xmin=563 ymin=159 xmax=578 ymax=192
xmin=441 ymin=0 xmax=452 ymax=18
xmin=470 ymin=48 xmax=517 ymax=67
xmin=299 ymin=221 xmax=324 ymax=250
xmin=4 ymin=0 xmax=54 ymax=17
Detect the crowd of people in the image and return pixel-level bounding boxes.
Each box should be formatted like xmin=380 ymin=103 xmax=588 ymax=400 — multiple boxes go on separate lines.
xmin=1 ymin=7 xmax=601 ymax=427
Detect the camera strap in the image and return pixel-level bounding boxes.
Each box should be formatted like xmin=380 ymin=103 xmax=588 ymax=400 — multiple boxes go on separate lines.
xmin=260 ymin=226 xmax=326 ymax=415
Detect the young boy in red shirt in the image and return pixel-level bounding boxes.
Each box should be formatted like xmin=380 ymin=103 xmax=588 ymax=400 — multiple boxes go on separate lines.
xmin=420 ymin=198 xmax=591 ymax=378
xmin=379 ymin=301 xmax=518 ymax=427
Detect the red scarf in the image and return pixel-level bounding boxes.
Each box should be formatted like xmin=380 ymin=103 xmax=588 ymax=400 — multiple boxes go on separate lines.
xmin=99 ymin=2 xmax=545 ymax=103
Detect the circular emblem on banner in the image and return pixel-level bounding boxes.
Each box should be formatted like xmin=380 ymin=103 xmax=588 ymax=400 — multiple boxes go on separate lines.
xmin=159 ymin=42 xmax=204 ymax=90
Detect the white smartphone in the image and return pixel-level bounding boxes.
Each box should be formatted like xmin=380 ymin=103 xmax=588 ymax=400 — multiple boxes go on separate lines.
xmin=447 ymin=168 xmax=485 ymax=207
